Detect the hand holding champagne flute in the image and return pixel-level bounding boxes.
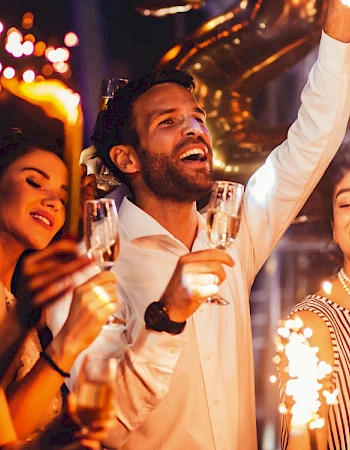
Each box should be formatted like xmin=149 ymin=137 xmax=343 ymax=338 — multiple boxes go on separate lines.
xmin=206 ymin=180 xmax=245 ymax=305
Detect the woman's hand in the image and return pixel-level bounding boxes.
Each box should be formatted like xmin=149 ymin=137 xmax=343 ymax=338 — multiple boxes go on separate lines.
xmin=14 ymin=240 xmax=93 ymax=327
xmin=53 ymin=271 xmax=118 ymax=360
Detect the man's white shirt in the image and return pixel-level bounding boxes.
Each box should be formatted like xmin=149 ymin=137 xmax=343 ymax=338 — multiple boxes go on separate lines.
xmin=47 ymin=31 xmax=350 ymax=450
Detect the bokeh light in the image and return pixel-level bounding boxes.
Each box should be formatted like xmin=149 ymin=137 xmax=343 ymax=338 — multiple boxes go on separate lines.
xmin=64 ymin=32 xmax=79 ymax=47
xmin=53 ymin=61 xmax=69 ymax=73
xmin=34 ymin=41 xmax=46 ymax=56
xmin=22 ymin=69 xmax=35 ymax=83
xmin=24 ymin=33 xmax=35 ymax=43
xmin=22 ymin=41 xmax=34 ymax=56
xmin=42 ymin=64 xmax=54 ymax=76
xmin=22 ymin=12 xmax=34 ymax=30
xmin=3 ymin=67 xmax=16 ymax=79
xmin=47 ymin=47 xmax=70 ymax=63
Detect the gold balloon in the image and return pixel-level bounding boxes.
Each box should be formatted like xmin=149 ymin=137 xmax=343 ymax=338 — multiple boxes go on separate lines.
xmin=158 ymin=0 xmax=326 ymax=184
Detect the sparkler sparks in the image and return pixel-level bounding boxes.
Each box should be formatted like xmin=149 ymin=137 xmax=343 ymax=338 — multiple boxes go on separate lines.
xmin=275 ymin=318 xmax=339 ymax=436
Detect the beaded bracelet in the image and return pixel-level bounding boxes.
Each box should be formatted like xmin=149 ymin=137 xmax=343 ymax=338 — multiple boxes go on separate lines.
xmin=40 ymin=351 xmax=71 ymax=378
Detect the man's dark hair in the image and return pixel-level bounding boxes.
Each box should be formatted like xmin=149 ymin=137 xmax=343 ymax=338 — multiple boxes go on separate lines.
xmin=91 ymin=69 xmax=195 ymax=186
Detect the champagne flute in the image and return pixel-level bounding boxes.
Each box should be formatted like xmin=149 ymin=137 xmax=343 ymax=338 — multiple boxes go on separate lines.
xmin=96 ymin=77 xmax=128 ymax=194
xmin=206 ymin=180 xmax=245 ymax=305
xmin=84 ymin=199 xmax=119 ymax=325
xmin=98 ymin=77 xmax=128 ymax=112
xmin=76 ymin=354 xmax=117 ymax=434
xmin=84 ymin=198 xmax=119 ymax=271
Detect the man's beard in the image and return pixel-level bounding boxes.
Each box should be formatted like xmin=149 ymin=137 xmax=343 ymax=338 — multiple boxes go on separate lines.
xmin=136 ymin=138 xmax=213 ymax=202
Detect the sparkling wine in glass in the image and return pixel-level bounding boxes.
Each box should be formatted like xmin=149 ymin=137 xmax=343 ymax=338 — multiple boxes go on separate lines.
xmin=96 ymin=77 xmax=128 ymax=194
xmin=206 ymin=180 xmax=245 ymax=305
xmin=76 ymin=354 xmax=117 ymax=433
xmin=84 ymin=199 xmax=119 ymax=271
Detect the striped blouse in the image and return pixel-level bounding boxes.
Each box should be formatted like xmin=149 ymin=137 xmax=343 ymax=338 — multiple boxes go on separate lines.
xmin=280 ymin=295 xmax=350 ymax=450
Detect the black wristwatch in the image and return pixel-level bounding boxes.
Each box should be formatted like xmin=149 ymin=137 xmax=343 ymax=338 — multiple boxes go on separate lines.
xmin=144 ymin=302 xmax=186 ymax=335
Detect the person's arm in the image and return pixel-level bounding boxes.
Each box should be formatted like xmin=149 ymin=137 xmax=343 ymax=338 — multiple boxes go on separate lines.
xmin=237 ymin=0 xmax=350 ymax=284
xmin=7 ymin=270 xmax=117 ymax=439
xmin=324 ymin=0 xmax=350 ymax=43
xmin=279 ymin=311 xmax=334 ymax=450
xmin=6 ymin=241 xmax=117 ymax=439
xmin=0 ymin=388 xmax=17 ymax=447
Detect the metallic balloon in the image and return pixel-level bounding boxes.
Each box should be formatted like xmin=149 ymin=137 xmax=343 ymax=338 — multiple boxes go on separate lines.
xmin=158 ymin=0 xmax=326 ymax=185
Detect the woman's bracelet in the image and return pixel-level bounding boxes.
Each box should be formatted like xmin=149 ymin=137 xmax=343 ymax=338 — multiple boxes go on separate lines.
xmin=40 ymin=351 xmax=71 ymax=378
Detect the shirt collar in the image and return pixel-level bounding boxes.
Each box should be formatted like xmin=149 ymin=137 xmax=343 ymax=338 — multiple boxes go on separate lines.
xmin=118 ymin=196 xmax=207 ymax=244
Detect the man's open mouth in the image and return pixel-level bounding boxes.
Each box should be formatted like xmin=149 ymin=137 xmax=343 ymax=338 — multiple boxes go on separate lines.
xmin=179 ymin=148 xmax=207 ymax=162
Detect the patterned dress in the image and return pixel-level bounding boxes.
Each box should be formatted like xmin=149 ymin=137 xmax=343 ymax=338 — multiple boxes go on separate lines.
xmin=2 ymin=288 xmax=62 ymax=440
xmin=280 ymin=295 xmax=350 ymax=450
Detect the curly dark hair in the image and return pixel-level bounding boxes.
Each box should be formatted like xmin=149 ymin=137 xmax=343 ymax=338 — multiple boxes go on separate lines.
xmin=91 ymin=69 xmax=195 ymax=187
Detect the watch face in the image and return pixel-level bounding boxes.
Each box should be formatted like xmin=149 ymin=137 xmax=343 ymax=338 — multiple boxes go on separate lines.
xmin=145 ymin=302 xmax=166 ymax=327
xmin=145 ymin=302 xmax=186 ymax=335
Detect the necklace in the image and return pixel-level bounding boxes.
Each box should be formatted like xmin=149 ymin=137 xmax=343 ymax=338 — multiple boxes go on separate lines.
xmin=337 ymin=268 xmax=350 ymax=296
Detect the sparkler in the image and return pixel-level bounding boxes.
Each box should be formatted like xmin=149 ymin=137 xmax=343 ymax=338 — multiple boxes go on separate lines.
xmin=275 ymin=317 xmax=339 ymax=450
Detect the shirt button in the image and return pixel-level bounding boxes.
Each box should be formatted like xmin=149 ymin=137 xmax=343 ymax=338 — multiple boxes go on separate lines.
xmin=198 ymin=307 xmax=204 ymax=313
xmin=205 ymin=353 xmax=211 ymax=360
xmin=170 ymin=348 xmax=177 ymax=354
xmin=214 ymin=399 xmax=220 ymax=405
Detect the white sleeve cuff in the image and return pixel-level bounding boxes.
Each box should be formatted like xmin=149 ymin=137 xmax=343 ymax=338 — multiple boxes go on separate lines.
xmin=128 ymin=325 xmax=187 ymax=374
xmin=319 ymin=30 xmax=350 ymax=73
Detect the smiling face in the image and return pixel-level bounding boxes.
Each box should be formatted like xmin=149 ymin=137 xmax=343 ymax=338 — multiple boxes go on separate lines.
xmin=131 ymin=82 xmax=214 ymax=202
xmin=0 ymin=148 xmax=68 ymax=251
